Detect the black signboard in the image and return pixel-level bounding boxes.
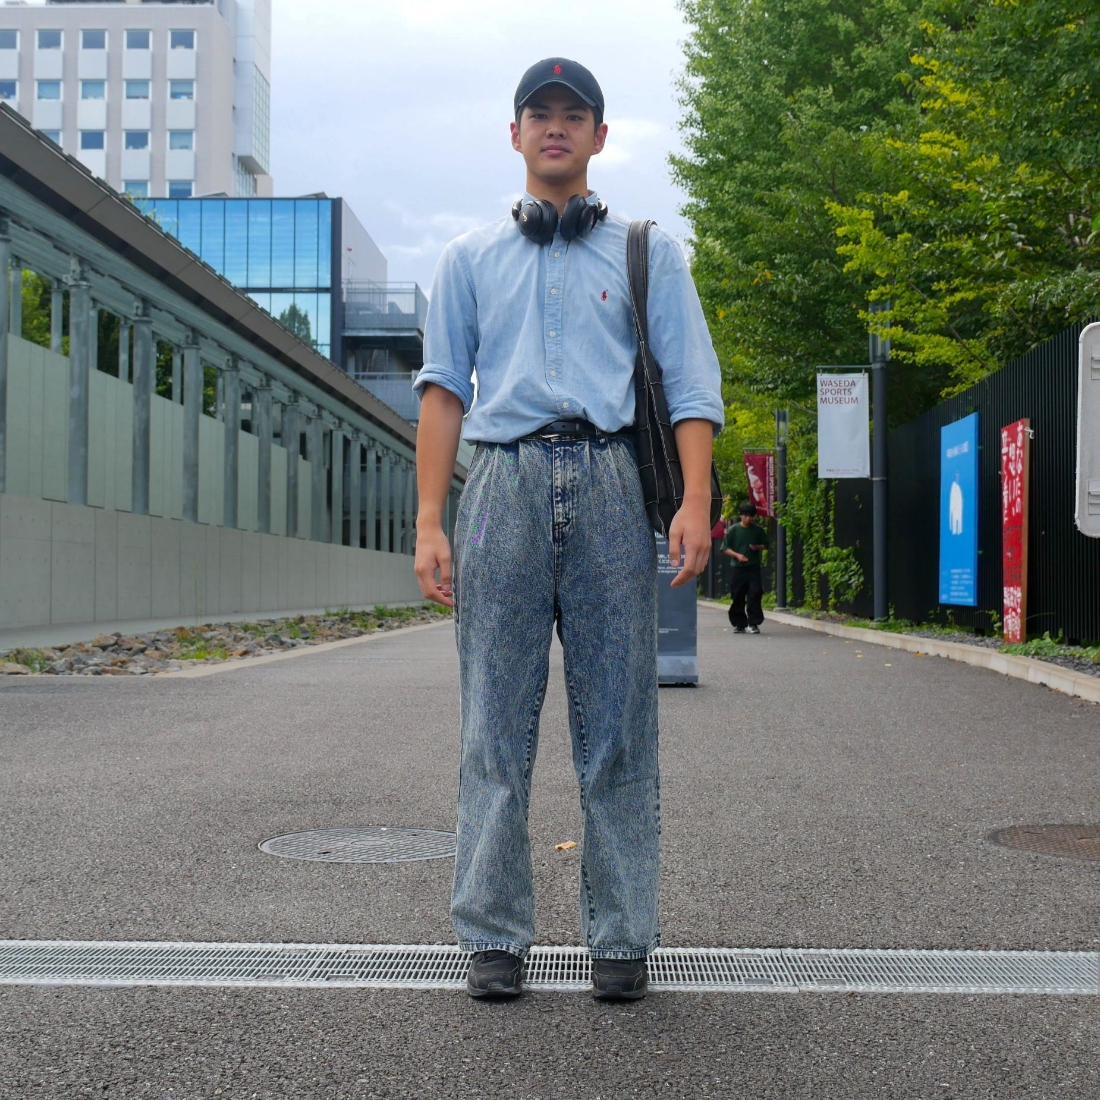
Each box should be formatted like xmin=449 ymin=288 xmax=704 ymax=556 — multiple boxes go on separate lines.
xmin=655 ymin=537 xmax=699 ymax=685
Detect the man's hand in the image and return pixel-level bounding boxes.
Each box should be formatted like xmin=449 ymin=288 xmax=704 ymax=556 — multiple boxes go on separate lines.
xmin=415 ymin=524 xmax=454 ymax=607
xmin=667 ymin=495 xmax=713 ymax=588
xmin=733 ymin=551 xmax=749 ymax=563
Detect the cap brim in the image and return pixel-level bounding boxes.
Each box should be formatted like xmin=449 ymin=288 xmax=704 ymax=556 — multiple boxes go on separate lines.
xmin=516 ymin=80 xmax=599 ymax=111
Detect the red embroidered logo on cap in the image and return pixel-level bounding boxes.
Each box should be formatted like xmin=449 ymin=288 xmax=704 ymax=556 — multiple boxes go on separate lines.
xmin=553 ymin=64 xmax=562 ymax=75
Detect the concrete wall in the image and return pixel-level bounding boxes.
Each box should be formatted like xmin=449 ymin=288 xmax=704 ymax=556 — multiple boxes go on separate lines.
xmin=0 ymin=493 xmax=422 ymax=629
xmin=1 ymin=333 xmax=422 ymax=629
xmin=5 ymin=332 xmax=317 ymax=535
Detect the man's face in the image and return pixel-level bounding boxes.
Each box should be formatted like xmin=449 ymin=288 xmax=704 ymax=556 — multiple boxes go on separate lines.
xmin=510 ymin=84 xmax=607 ymax=183
xmin=740 ymin=513 xmax=754 ymax=527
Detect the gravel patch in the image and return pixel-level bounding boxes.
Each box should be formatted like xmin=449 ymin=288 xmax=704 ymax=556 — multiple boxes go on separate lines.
xmin=0 ymin=607 xmax=451 ymax=677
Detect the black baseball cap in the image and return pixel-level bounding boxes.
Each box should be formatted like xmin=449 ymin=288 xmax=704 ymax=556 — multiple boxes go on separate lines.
xmin=514 ymin=58 xmax=604 ymax=118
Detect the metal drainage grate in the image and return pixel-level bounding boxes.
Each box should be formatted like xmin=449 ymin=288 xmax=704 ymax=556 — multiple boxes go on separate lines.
xmin=989 ymin=824 xmax=1100 ymax=862
xmin=0 ymin=942 xmax=1095 ymax=994
xmin=259 ymin=827 xmax=456 ymax=864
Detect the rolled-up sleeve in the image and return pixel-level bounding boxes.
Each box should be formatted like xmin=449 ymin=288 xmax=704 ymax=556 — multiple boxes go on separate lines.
xmin=413 ymin=239 xmax=478 ymax=412
xmin=646 ymin=229 xmax=724 ymax=432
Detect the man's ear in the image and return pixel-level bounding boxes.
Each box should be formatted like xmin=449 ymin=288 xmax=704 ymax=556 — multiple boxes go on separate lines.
xmin=591 ymin=121 xmax=608 ymax=156
xmin=510 ymin=119 xmax=523 ymax=153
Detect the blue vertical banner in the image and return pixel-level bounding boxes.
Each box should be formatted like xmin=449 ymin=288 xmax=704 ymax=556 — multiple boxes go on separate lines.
xmin=939 ymin=413 xmax=980 ymax=606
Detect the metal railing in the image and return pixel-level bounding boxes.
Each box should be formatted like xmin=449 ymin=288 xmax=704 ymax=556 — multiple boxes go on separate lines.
xmin=343 ymin=282 xmax=428 ymax=333
xmin=355 ymin=372 xmax=421 ymax=423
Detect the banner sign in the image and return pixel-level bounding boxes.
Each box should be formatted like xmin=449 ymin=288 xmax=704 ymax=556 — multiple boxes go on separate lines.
xmin=1001 ymin=419 xmax=1031 ymax=643
xmin=817 ymin=373 xmax=870 ymax=478
xmin=939 ymin=413 xmax=980 ymax=606
xmin=743 ymin=452 xmax=775 ymax=517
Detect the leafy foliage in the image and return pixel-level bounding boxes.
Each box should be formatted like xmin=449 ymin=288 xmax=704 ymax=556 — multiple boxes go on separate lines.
xmin=675 ymin=0 xmax=1100 ymax=607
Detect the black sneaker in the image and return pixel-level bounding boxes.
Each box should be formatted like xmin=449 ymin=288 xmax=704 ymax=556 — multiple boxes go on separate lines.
xmin=732 ymin=627 xmax=746 ymax=634
xmin=592 ymin=957 xmax=648 ymax=1001
xmin=747 ymin=625 xmax=761 ymax=634
xmin=466 ymin=950 xmax=524 ymax=998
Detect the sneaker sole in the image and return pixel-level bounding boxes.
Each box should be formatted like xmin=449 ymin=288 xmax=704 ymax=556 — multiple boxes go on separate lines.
xmin=467 ymin=983 xmax=523 ymax=999
xmin=592 ymin=986 xmax=647 ymax=1001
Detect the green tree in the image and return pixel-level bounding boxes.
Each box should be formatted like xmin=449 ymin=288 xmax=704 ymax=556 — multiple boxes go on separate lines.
xmin=277 ymin=302 xmax=315 ymax=349
xmin=827 ymin=0 xmax=1100 ymax=390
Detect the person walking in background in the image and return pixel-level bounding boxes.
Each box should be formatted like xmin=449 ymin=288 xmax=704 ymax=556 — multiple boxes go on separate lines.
xmin=723 ymin=501 xmax=768 ymax=634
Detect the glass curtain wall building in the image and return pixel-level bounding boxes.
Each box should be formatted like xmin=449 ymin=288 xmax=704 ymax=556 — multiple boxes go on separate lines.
xmin=137 ymin=195 xmax=385 ymax=364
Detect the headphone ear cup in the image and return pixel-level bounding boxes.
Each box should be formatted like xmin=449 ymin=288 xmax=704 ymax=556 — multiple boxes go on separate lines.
xmin=515 ymin=199 xmax=557 ymax=244
xmin=559 ymin=194 xmax=591 ymax=241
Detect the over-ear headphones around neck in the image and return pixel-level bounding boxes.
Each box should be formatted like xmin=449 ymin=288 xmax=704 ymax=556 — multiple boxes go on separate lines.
xmin=511 ymin=195 xmax=609 ymax=245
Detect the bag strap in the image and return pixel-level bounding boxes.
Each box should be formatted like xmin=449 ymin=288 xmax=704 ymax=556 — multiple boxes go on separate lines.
xmin=626 ymin=219 xmax=654 ymax=360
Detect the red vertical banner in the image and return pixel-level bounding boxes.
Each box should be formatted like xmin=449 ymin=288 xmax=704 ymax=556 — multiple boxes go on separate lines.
xmin=743 ymin=453 xmax=775 ymax=517
xmin=1001 ymin=419 xmax=1031 ymax=644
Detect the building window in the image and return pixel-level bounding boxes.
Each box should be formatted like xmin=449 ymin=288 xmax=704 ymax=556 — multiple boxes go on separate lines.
xmin=169 ymin=130 xmax=193 ymax=151
xmin=41 ymin=130 xmax=61 ymax=145
xmin=80 ymin=131 xmax=105 ymax=151
xmin=124 ymin=131 xmax=149 ymax=151
xmin=81 ymin=81 xmax=106 ymax=100
xmin=168 ymin=181 xmax=193 ymax=199
xmin=0 ymin=30 xmax=17 ymax=50
xmin=125 ymin=81 xmax=150 ymax=100
xmin=37 ymin=30 xmax=62 ymax=51
xmin=0 ymin=81 xmax=15 ymax=101
xmin=81 ymin=29 xmax=106 ymax=51
xmin=169 ymin=30 xmax=195 ymax=50
xmin=169 ymin=80 xmax=195 ymax=101
xmin=123 ymin=181 xmax=149 ymax=199
xmin=126 ymin=29 xmax=150 ymax=51
xmin=36 ymin=81 xmax=62 ymax=100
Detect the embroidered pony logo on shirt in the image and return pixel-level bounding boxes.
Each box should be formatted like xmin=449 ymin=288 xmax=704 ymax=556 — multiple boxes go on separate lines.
xmin=601 ymin=290 xmax=608 ymax=301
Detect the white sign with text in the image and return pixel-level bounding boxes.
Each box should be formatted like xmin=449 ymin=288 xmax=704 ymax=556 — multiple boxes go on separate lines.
xmin=817 ymin=372 xmax=870 ymax=478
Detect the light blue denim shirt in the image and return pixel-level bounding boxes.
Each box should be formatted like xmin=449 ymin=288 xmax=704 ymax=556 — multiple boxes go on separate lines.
xmin=413 ymin=192 xmax=724 ymax=443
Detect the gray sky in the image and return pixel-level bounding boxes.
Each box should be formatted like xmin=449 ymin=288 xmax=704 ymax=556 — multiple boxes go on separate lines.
xmin=269 ymin=0 xmax=694 ymax=290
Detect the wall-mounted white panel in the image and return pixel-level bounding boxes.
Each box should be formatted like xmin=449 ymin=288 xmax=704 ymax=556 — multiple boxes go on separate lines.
xmin=122 ymin=51 xmax=152 ymax=80
xmin=0 ymin=54 xmax=18 ymax=81
xmin=165 ymin=149 xmax=195 ymax=180
xmin=78 ymin=51 xmax=108 ymax=80
xmin=77 ymin=99 xmax=106 ymax=130
xmin=166 ymin=50 xmax=196 ymax=80
xmin=165 ymin=98 xmax=196 ymax=130
xmin=33 ymin=100 xmax=63 ymax=131
xmin=77 ymin=148 xmax=107 ymax=180
xmin=0 ymin=493 xmax=53 ymax=629
xmin=120 ymin=148 xmax=151 ymax=180
xmin=121 ymin=98 xmax=151 ymax=130
xmin=33 ymin=51 xmax=63 ymax=80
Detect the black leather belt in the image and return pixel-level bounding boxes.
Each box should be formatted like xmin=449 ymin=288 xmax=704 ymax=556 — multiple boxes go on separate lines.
xmin=523 ymin=418 xmax=620 ymax=440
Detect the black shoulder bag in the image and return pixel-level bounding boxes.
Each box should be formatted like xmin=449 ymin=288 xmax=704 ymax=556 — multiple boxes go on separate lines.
xmin=627 ymin=219 xmax=723 ymax=536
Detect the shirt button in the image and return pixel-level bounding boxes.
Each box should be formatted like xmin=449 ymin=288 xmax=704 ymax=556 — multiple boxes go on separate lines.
xmin=549 ymin=370 xmax=557 ymax=377
xmin=550 ymin=288 xmax=558 ymax=296
xmin=553 ymin=251 xmax=560 ymax=258
xmin=562 ymin=401 xmax=570 ymax=408
xmin=548 ymin=331 xmax=556 ymax=338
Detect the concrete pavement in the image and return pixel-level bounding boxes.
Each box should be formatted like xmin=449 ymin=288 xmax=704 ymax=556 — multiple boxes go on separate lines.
xmin=1 ymin=606 xmax=1098 ymax=1098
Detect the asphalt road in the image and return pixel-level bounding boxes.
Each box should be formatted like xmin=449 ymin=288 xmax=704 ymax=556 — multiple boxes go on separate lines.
xmin=1 ymin=606 xmax=1098 ymax=1099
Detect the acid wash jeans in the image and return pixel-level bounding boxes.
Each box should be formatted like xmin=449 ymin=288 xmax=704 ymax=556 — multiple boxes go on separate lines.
xmin=451 ymin=434 xmax=660 ymax=961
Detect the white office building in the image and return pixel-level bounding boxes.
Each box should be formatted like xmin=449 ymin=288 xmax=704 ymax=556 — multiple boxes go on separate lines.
xmin=0 ymin=0 xmax=272 ymax=199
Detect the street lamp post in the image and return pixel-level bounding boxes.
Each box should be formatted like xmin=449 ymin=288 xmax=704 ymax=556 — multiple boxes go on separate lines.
xmin=869 ymin=301 xmax=891 ymax=621
xmin=775 ymin=408 xmax=789 ymax=609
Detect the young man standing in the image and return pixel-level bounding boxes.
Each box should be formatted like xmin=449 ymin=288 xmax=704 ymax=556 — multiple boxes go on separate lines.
xmin=723 ymin=502 xmax=769 ymax=634
xmin=413 ymin=58 xmax=723 ymax=1001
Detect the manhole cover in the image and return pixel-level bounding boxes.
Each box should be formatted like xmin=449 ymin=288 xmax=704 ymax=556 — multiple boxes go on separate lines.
xmin=259 ymin=827 xmax=456 ymax=864
xmin=989 ymin=825 xmax=1100 ymax=862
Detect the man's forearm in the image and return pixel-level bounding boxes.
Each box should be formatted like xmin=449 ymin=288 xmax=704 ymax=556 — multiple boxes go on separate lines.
xmin=673 ymin=418 xmax=714 ymax=502
xmin=415 ymin=384 xmax=464 ymax=529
